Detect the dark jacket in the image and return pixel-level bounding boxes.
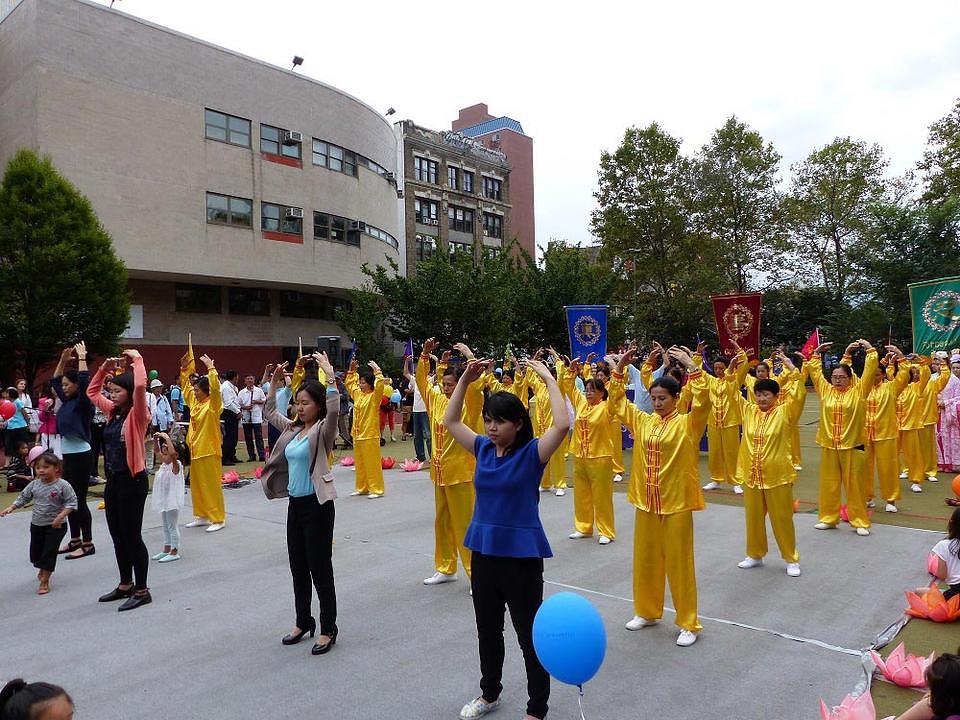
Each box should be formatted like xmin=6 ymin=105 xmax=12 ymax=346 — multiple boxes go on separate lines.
xmin=52 ymin=371 xmax=94 ymax=444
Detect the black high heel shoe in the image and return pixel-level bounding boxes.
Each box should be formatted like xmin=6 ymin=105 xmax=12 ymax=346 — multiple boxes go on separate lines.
xmin=312 ymin=625 xmax=338 ymax=656
xmin=282 ymin=618 xmax=316 ymax=646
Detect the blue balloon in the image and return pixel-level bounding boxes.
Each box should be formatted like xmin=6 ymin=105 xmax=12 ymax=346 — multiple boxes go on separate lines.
xmin=390 ymin=389 xmax=402 ymax=403
xmin=533 ymin=592 xmax=606 ymax=686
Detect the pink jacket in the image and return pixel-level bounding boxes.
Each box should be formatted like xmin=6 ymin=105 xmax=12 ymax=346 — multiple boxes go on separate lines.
xmin=87 ymin=355 xmax=150 ymax=474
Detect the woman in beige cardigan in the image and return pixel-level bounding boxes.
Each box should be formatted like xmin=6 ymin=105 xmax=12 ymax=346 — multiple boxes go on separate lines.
xmin=261 ymin=353 xmax=340 ymax=656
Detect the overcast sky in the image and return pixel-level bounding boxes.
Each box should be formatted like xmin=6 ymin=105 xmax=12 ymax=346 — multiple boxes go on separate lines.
xmin=111 ymin=0 xmax=960 ymax=251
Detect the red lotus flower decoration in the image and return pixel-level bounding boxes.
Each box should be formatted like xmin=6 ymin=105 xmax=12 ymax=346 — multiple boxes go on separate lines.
xmin=253 ymin=466 xmax=264 ymax=479
xmin=340 ymin=456 xmax=355 ymax=467
xmin=868 ymin=641 xmax=932 ymax=689
xmin=401 ymin=459 xmax=423 ymax=472
xmin=905 ymin=582 xmax=960 ymax=623
xmin=381 ymin=456 xmax=396 ymax=470
xmin=220 ymin=470 xmax=240 ymax=484
xmin=839 ymin=504 xmax=873 ymax=523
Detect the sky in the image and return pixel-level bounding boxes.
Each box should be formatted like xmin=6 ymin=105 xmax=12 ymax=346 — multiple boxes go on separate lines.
xmin=107 ymin=0 xmax=960 ymax=251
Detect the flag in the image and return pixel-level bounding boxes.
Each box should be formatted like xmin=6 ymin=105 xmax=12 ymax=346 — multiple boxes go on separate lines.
xmin=909 ymin=276 xmax=960 ymax=355
xmin=348 ymin=338 xmax=358 ymax=364
xmin=184 ymin=333 xmax=196 ymax=376
xmin=403 ymin=338 xmax=414 ymax=359
xmin=710 ymin=293 xmax=762 ymax=360
xmin=565 ymin=305 xmax=608 ymax=361
xmin=800 ymin=328 xmax=820 ymax=360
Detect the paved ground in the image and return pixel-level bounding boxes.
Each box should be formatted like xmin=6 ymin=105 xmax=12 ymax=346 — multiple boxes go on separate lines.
xmin=1 ymin=454 xmax=939 ymax=720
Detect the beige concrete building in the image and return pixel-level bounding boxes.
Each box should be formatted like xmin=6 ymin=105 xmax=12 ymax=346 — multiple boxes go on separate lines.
xmin=0 ymin=0 xmax=402 ymax=375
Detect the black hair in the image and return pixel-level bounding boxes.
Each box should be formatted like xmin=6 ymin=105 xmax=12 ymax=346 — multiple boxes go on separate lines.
xmin=108 ymin=372 xmax=134 ymax=416
xmin=668 ymin=367 xmax=684 ymax=383
xmin=291 ymin=381 xmax=327 ymax=426
xmin=359 ymin=371 xmax=376 ymax=388
xmin=830 ymin=364 xmax=853 ymax=379
xmin=13 ymin=439 xmax=29 ymax=452
xmin=584 ymin=378 xmax=607 ymax=400
xmin=594 ymin=361 xmax=611 ymax=379
xmin=223 ymin=370 xmax=238 ymax=382
xmin=502 ymin=369 xmax=515 ymax=381
xmin=4 ymin=387 xmax=17 ymax=401
xmin=650 ymin=376 xmax=681 ymax=397
xmin=62 ymin=369 xmax=79 ymax=384
xmin=443 ymin=365 xmax=465 ymax=380
xmin=0 ymin=679 xmax=72 ymax=720
xmin=34 ymin=452 xmax=62 ymax=472
xmin=948 ymin=508 xmax=960 ymax=560
xmin=753 ymin=363 xmax=771 ymax=378
xmin=754 ymin=379 xmax=781 ymax=396
xmin=714 ymin=356 xmax=731 ymax=367
xmin=927 ymin=649 xmax=960 ymax=719
xmin=194 ymin=376 xmax=210 ymax=395
xmin=482 ymin=391 xmax=533 ymax=452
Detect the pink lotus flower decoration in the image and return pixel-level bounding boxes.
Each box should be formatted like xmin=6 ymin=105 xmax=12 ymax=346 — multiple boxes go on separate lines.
xmin=819 ymin=691 xmax=876 ymax=720
xmin=839 ymin=504 xmax=873 ymax=523
xmin=905 ymin=582 xmax=960 ymax=623
xmin=340 ymin=456 xmax=355 ymax=467
xmin=253 ymin=466 xmax=264 ymax=479
xmin=869 ymin=641 xmax=933 ymax=688
xmin=381 ymin=456 xmax=396 ymax=470
xmin=401 ymin=459 xmax=423 ymax=472
xmin=220 ymin=470 xmax=240 ymax=484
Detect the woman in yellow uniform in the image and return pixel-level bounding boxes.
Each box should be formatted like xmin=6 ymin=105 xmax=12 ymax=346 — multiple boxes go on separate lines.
xmin=699 ymin=342 xmax=749 ymax=494
xmin=900 ymin=357 xmax=932 ymax=493
xmin=345 ymin=358 xmax=390 ymax=498
xmin=734 ymin=350 xmax=806 ymax=577
xmin=416 ymin=338 xmax=484 ymax=586
xmin=560 ymin=359 xmax=616 ymax=545
xmin=608 ymin=345 xmax=709 ymax=647
xmin=592 ymin=360 xmax=626 ymax=485
xmin=806 ymin=339 xmax=878 ymax=535
xmin=178 ymin=352 xmax=226 ymax=532
xmin=527 ymin=352 xmax=569 ymax=496
xmin=923 ymin=357 xmax=952 ymax=482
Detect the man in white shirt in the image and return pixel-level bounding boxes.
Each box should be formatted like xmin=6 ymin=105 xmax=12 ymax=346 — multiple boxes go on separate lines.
xmin=238 ymin=374 xmax=266 ymax=462
xmin=403 ymin=355 xmax=432 ymax=464
xmin=220 ymin=370 xmax=241 ymax=466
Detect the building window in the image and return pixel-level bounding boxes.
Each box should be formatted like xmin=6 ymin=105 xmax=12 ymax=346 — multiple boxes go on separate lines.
xmin=206 ymin=192 xmax=252 ymax=227
xmin=448 ymin=239 xmax=472 ymax=256
xmin=175 ymin=283 xmax=222 ymax=314
xmin=414 ymin=156 xmax=438 ymax=184
xmin=204 ymin=109 xmax=251 ymax=147
xmin=463 ymin=170 xmax=474 ymax=193
xmin=279 ymin=290 xmax=330 ymax=319
xmin=447 ymin=166 xmax=459 ymax=189
xmin=415 ymin=233 xmax=436 ymax=261
xmin=261 ymin=202 xmax=303 ymax=235
xmin=482 ymin=213 xmax=503 ymax=239
xmin=363 ymin=156 xmax=388 ymax=175
xmin=485 ymin=246 xmax=502 ymax=259
xmin=261 ymin=124 xmax=301 ymax=159
xmin=415 ymin=198 xmax=439 ymax=224
xmin=313 ymin=139 xmax=356 ymax=176
xmin=228 ymin=287 xmax=271 ymax=316
xmin=448 ymin=205 xmax=474 ymax=233
xmin=313 ymin=212 xmax=356 ymax=246
xmin=483 ymin=176 xmax=502 ymax=200
xmin=365 ymin=224 xmax=398 ymax=249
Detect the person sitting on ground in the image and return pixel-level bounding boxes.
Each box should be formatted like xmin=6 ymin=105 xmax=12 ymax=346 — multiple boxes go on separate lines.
xmin=0 ymin=678 xmax=74 ymax=720
xmin=895 ymin=648 xmax=960 ymax=719
xmin=916 ymin=507 xmax=960 ymax=600
xmin=3 ymin=440 xmax=33 ymax=492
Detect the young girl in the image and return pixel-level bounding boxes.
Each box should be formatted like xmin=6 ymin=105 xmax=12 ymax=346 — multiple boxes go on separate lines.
xmin=894 ymin=649 xmax=960 ymax=719
xmin=0 ymin=678 xmax=74 ymax=720
xmin=0 ymin=452 xmax=77 ymax=595
xmin=921 ymin=508 xmax=960 ymax=600
xmin=37 ymin=383 xmax=60 ymax=457
xmin=151 ymin=432 xmax=185 ymax=563
xmin=443 ymin=357 xmax=569 ymax=720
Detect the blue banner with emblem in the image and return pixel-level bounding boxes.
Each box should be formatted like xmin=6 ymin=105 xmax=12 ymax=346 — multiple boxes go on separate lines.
xmin=565 ymin=305 xmax=608 ymax=361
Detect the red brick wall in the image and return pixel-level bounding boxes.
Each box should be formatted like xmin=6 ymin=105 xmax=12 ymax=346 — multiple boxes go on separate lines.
xmin=452 ymin=104 xmax=494 ymax=131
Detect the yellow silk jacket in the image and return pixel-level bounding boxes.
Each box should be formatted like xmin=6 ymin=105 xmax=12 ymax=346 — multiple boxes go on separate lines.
xmin=345 ymin=370 xmax=390 ymax=441
xmin=695 ymin=350 xmax=748 ymax=428
xmin=807 ymin=349 xmax=879 ymax=449
xmin=560 ymin=366 xmax=614 ymax=460
xmin=735 ymin=380 xmax=807 ymax=490
xmin=180 ymin=366 xmax=223 ymax=460
xmin=899 ymin=362 xmax=931 ymax=431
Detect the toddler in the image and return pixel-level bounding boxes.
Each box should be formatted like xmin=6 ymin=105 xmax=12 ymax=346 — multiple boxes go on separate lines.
xmin=151 ymin=432 xmax=185 ymax=562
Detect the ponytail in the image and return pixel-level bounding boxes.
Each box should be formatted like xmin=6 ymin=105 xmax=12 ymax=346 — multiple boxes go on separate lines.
xmin=0 ymin=679 xmax=72 ymax=720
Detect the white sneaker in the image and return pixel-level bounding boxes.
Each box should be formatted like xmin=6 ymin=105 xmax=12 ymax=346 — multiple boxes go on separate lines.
xmin=613 ymin=473 xmax=623 ymax=483
xmin=814 ymin=522 xmax=837 ymax=530
xmin=928 ymin=475 xmax=939 ymax=483
xmin=390 ymin=435 xmax=397 ymax=442
xmin=158 ymin=553 xmax=181 ymax=563
xmin=885 ymin=503 xmax=898 ymax=513
xmin=676 ymin=630 xmax=698 ymax=647
xmin=185 ymin=518 xmax=210 ymax=528
xmin=598 ymin=535 xmax=612 ymax=545
xmin=367 ymin=493 xmax=383 ymax=499
xmin=737 ymin=557 xmax=763 ymax=569
xmin=423 ymin=572 xmax=457 ymax=586
xmin=555 ymin=488 xmax=566 ymax=496
xmin=539 ymin=486 xmax=549 ymax=493
xmin=151 ymin=551 xmax=168 ymax=561
xmin=911 ymin=483 xmax=923 ymax=493
xmin=702 ymin=481 xmax=720 ymax=491
xmin=786 ymin=563 xmax=801 ymax=577
xmin=733 ymin=485 xmax=744 ymax=495
xmin=205 ymin=523 xmax=224 ymax=533
xmin=866 ymin=499 xmax=875 ymax=508
xmin=793 ymin=465 xmax=803 ymax=472
xmin=350 ymin=490 xmax=368 ymax=496
xmin=856 ymin=527 xmax=870 ymax=536
xmin=459 ymin=697 xmax=499 ymax=719
xmin=625 ymin=616 xmax=658 ymax=630
xmin=568 ymin=531 xmax=591 ymax=539
xmin=899 ymin=470 xmax=908 ymax=479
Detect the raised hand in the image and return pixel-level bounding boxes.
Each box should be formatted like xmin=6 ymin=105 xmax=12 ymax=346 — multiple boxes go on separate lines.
xmin=59 ymin=346 xmax=74 ymax=363
xmin=349 ymin=356 xmax=358 ymax=373
xmin=199 ymin=354 xmax=214 ymax=370
xmin=617 ymin=347 xmax=637 ymax=373
xmin=462 ymin=358 xmax=490 ymax=383
xmin=453 ymin=342 xmax=476 ymax=360
xmin=367 ymin=360 xmax=381 ymax=374
xmin=695 ymin=340 xmax=707 ymax=354
xmin=179 ymin=352 xmax=192 ymax=370
xmin=440 ymin=350 xmax=451 ymax=364
xmin=315 ymin=352 xmax=334 ymax=379
xmin=271 ymin=362 xmax=288 ymax=387
xmin=122 ymin=348 xmax=142 ymax=360
xmin=74 ymin=341 xmax=87 ymax=359
xmin=422 ymin=337 xmax=439 ymax=356
xmin=814 ymin=342 xmax=834 ymax=354
xmin=668 ymin=346 xmax=696 ymax=371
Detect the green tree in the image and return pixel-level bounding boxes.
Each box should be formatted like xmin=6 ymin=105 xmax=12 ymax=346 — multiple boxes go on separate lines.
xmin=759 ymin=285 xmax=833 ymax=350
xmin=0 ymin=149 xmax=129 ymax=389
xmin=691 ymin=116 xmax=788 ymax=292
xmin=919 ymin=98 xmax=960 ymax=206
xmin=334 ymin=283 xmax=392 ymax=370
xmin=785 ymin=137 xmax=888 ymax=305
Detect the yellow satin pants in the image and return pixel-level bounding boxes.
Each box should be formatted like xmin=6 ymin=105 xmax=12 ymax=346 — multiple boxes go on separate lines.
xmin=790 ymin=423 xmax=802 ymax=467
xmin=633 ymin=509 xmax=701 ymax=632
xmin=925 ymin=425 xmax=939 ymax=478
xmin=573 ymin=457 xmax=615 ymax=539
xmin=434 ymin=482 xmax=475 ymax=577
xmin=707 ymin=425 xmax=740 ymax=485
xmin=541 ymin=434 xmax=569 ymax=490
xmin=864 ymin=437 xmax=899 ymax=503
xmin=818 ymin=447 xmax=869 ymax=528
xmin=611 ymin=424 xmax=625 ymax=475
xmin=354 ymin=438 xmax=384 ymax=495
xmin=190 ymin=455 xmax=225 ymax=524
xmin=743 ymin=483 xmax=798 ymax=562
xmin=902 ymin=428 xmax=928 ymax=484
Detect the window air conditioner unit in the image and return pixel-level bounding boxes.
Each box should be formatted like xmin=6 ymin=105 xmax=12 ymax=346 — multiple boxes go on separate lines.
xmin=283 ymin=130 xmax=303 ymax=145
xmin=350 ymin=221 xmax=365 ymax=231
xmin=285 ymin=207 xmax=304 ymax=219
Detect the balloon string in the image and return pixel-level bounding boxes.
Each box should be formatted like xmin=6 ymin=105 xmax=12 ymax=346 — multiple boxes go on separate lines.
xmin=578 ymin=684 xmax=587 ymax=720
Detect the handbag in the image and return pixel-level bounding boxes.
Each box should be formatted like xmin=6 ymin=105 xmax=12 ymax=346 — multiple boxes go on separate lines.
xmin=25 ymin=407 xmax=40 ymax=434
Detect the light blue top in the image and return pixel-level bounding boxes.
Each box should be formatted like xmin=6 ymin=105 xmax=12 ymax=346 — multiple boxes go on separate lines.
xmin=6 ymin=399 xmax=27 ymax=430
xmin=276 ymin=387 xmax=292 ymax=419
xmin=61 ymin=436 xmax=92 ymax=454
xmin=627 ymin=362 xmax=665 ymax=414
xmin=284 ymin=433 xmax=312 ymax=497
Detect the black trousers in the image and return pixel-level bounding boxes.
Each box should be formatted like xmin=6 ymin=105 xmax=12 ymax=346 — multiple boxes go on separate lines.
xmin=104 ymin=470 xmax=149 ymax=590
xmin=221 ymin=411 xmax=239 ymax=462
xmin=89 ymin=423 xmax=106 ymax=477
xmin=242 ymin=422 xmax=265 ymax=461
xmin=30 ymin=523 xmax=67 ymax=572
xmin=471 ymin=551 xmax=550 ymax=720
xmin=63 ymin=450 xmax=93 ymax=542
xmin=287 ymin=494 xmax=337 ymax=636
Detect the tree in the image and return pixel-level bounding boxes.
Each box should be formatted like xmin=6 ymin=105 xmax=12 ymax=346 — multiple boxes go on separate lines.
xmin=919 ymin=98 xmax=960 ymax=206
xmin=334 ymin=283 xmax=392 ymax=370
xmin=0 ymin=149 xmax=129 ymax=389
xmin=759 ymin=285 xmax=834 ymax=350
xmin=691 ymin=116 xmax=788 ymax=292
xmin=591 ymin=123 xmax=725 ymax=342
xmin=785 ymin=137 xmax=888 ymax=305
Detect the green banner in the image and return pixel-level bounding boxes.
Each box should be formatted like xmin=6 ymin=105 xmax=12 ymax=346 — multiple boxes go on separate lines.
xmin=909 ymin=276 xmax=960 ymax=355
